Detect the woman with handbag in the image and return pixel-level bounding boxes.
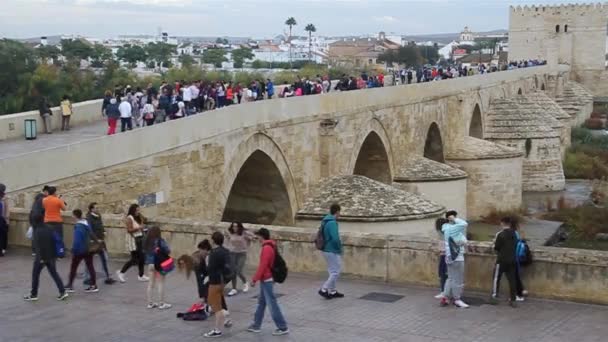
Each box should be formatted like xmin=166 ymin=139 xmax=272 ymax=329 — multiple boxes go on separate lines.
xmin=64 ymin=209 xmax=100 ymax=294
xmin=116 ymin=204 xmax=149 ymax=283
xmin=144 ymin=226 xmax=172 ymax=309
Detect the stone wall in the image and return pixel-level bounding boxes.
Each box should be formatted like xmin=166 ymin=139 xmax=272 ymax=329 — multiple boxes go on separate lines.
xmin=0 ymin=99 xmax=103 ymax=141
xmin=394 ymin=179 xmax=467 ymax=218
xmin=8 ymin=209 xmax=608 ymax=305
xmin=447 ymin=157 xmax=523 ymax=219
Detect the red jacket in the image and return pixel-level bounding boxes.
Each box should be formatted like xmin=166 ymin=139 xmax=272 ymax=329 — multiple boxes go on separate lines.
xmin=252 ymin=240 xmax=276 ymax=282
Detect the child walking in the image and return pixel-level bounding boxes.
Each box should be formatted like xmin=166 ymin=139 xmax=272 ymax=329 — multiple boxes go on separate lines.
xmin=227 ymin=222 xmax=255 ymax=297
xmin=144 ymin=226 xmax=171 ymax=309
xmin=64 ymin=209 xmax=100 ymax=294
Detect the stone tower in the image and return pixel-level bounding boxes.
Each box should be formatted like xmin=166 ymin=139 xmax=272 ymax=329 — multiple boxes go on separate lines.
xmin=509 ymin=4 xmax=608 ymax=96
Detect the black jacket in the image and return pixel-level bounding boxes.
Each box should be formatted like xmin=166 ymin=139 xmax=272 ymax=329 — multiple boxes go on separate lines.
xmin=86 ymin=212 xmax=104 ymax=240
xmin=29 ymin=193 xmax=45 ymax=227
xmin=494 ymin=228 xmax=518 ymax=265
xmin=207 ymin=246 xmax=230 ymax=285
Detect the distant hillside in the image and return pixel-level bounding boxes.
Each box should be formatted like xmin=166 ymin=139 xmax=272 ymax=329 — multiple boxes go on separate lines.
xmin=403 ymin=29 xmax=508 ymax=44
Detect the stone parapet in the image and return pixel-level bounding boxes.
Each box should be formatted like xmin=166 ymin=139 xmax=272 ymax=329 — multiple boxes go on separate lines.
xmin=9 ymin=209 xmax=607 ymax=304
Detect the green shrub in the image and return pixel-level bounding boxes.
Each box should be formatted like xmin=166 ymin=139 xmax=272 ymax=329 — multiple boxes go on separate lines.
xmin=543 ymin=205 xmax=608 ymax=239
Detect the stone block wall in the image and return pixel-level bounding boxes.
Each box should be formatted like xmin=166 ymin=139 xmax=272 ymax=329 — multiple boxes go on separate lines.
xmin=394 ymin=179 xmax=467 ymax=218
xmin=8 ymin=210 xmax=608 ymax=305
xmin=447 ymin=157 xmax=523 ymax=219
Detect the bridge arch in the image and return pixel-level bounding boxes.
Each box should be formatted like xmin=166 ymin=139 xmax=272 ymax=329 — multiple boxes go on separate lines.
xmin=220 ymin=133 xmax=298 ymax=225
xmin=349 ymin=118 xmax=394 ymax=184
xmin=517 ymin=88 xmax=523 ymax=95
xmin=423 ymin=122 xmax=445 ymax=163
xmin=469 ymin=103 xmax=483 ymax=139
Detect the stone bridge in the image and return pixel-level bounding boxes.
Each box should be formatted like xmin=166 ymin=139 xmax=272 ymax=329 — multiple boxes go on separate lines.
xmin=2 ymin=64 xmax=594 ymax=236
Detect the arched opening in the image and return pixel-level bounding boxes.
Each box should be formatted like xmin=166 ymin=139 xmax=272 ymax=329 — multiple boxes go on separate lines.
xmin=423 ymin=123 xmax=445 ymax=163
xmin=565 ymin=25 xmax=568 ymax=33
xmin=541 ymin=83 xmax=546 ymax=91
xmin=555 ymin=25 xmax=560 ymax=33
xmin=469 ymin=104 xmax=483 ymax=139
xmin=353 ymin=131 xmax=391 ymax=184
xmin=222 ymin=150 xmax=293 ymax=225
xmin=517 ymin=88 xmax=523 ymax=95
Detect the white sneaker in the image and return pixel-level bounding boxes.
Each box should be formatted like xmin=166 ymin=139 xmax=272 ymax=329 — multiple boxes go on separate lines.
xmin=516 ymin=296 xmax=525 ymax=302
xmin=158 ymin=302 xmax=172 ymax=310
xmin=138 ymin=275 xmax=150 ymax=282
xmin=243 ymin=283 xmax=249 ymax=293
xmin=454 ymin=299 xmax=470 ymax=308
xmin=434 ymin=293 xmax=444 ymax=299
xmin=116 ymin=271 xmax=126 ymax=283
xmin=147 ymin=302 xmax=158 ymax=309
xmin=227 ymin=289 xmax=238 ymax=297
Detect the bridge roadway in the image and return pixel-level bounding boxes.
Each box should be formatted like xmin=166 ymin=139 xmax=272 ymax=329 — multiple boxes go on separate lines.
xmin=0 ymin=120 xmax=108 ymax=160
xmin=0 ymin=250 xmax=606 ymax=342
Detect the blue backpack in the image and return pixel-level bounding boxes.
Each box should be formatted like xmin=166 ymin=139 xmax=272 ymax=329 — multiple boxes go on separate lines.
xmin=515 ymin=238 xmax=532 ymax=266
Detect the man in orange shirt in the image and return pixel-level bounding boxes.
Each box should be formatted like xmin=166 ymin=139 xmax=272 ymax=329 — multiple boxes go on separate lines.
xmin=42 ymin=186 xmax=66 ymax=241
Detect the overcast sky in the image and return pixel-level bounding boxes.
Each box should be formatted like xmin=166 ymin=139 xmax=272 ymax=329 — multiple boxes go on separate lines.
xmin=0 ymin=0 xmax=576 ymax=39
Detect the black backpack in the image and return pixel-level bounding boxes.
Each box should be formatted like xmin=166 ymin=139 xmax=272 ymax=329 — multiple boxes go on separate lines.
xmin=314 ymin=223 xmax=325 ymax=250
xmin=266 ymin=242 xmax=288 ymax=284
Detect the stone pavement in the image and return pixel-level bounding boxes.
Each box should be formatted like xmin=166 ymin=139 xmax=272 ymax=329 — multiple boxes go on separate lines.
xmin=1 ymin=249 xmax=607 ymax=342
xmin=0 ymin=120 xmax=109 ymax=160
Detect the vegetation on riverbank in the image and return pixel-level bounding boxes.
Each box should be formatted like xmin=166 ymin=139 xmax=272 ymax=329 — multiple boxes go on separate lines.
xmin=563 ymin=128 xmax=608 ymax=179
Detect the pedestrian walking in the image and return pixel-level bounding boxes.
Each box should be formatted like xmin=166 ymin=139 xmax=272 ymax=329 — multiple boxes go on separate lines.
xmin=116 ymin=204 xmax=148 ymax=283
xmin=246 ymin=228 xmax=289 ymax=336
xmin=118 ymin=97 xmax=133 ymax=132
xmin=144 ymin=226 xmax=172 ymax=310
xmin=29 ymin=185 xmax=50 ymax=255
xmin=438 ymin=210 xmax=469 ymax=308
xmin=64 ymin=209 xmax=100 ymax=294
xmin=104 ymin=97 xmax=121 ymax=135
xmin=203 ymin=232 xmax=232 ymax=338
xmin=318 ymin=203 xmax=345 ymax=299
xmin=84 ymin=203 xmax=115 ymax=285
xmin=227 ymin=222 xmax=254 ymax=297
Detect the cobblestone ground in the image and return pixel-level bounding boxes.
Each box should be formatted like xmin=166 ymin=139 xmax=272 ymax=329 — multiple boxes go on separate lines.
xmin=1 ymin=249 xmax=607 ymax=342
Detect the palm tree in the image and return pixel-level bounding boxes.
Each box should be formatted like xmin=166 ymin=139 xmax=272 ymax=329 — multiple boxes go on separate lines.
xmin=285 ymin=17 xmax=297 ymax=68
xmin=305 ymin=24 xmax=316 ymax=61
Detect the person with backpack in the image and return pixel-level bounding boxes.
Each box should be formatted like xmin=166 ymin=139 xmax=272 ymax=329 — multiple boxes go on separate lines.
xmin=438 ymin=210 xmax=469 ymax=308
xmin=84 ymin=202 xmax=115 ymax=285
xmin=0 ymin=183 xmax=8 ymax=256
xmin=492 ymin=217 xmax=529 ymax=302
xmin=204 ymin=231 xmax=232 ymax=338
xmin=144 ymin=226 xmax=172 ymax=310
xmin=318 ymin=203 xmax=344 ymax=300
xmin=64 ymin=209 xmax=100 ymax=294
xmin=491 ymin=217 xmax=520 ymax=307
xmin=247 ymin=228 xmax=289 ymax=336
xmin=104 ymin=97 xmax=121 ymax=135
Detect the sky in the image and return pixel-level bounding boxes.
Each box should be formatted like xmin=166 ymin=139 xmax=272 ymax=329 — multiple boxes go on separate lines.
xmin=0 ymin=0 xmax=581 ymax=39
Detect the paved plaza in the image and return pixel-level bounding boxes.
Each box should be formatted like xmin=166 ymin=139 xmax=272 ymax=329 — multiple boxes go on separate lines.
xmin=1 ymin=249 xmax=607 ymax=342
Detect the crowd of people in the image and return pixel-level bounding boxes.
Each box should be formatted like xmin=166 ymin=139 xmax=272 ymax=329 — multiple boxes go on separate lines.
xmin=0 ymin=172 xmax=532 ymax=336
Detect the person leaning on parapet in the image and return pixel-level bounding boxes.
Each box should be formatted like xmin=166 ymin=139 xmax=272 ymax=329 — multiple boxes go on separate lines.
xmin=318 ymin=203 xmax=345 ymax=300
xmin=42 ymin=186 xmax=66 ymax=243
xmin=38 ymin=96 xmax=53 ymax=134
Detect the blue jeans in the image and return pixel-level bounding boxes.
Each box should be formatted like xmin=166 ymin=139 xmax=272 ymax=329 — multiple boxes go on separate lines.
xmin=322 ymin=252 xmax=342 ymax=291
xmin=252 ymin=281 xmax=287 ymax=330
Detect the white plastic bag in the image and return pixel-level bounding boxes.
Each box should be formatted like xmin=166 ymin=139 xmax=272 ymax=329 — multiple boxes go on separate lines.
xmin=26 ymin=226 xmax=33 ymax=240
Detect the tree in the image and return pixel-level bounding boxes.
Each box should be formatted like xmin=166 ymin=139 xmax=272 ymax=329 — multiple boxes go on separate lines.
xmin=36 ymin=45 xmax=61 ymax=65
xmin=305 ymin=24 xmax=316 ymax=61
xmin=378 ymin=46 xmax=424 ymax=67
xmin=202 ymin=48 xmax=228 ymax=68
xmin=59 ymin=39 xmax=93 ymax=66
xmin=231 ymin=47 xmax=254 ymax=69
xmin=145 ymin=42 xmax=176 ymax=70
xmin=178 ymin=54 xmax=196 ymax=68
xmin=90 ymin=43 xmax=113 ymax=68
xmin=215 ymin=37 xmax=229 ymax=45
xmin=116 ymin=44 xmax=147 ymax=68
xmin=0 ymin=39 xmax=38 ymax=114
xmin=285 ymin=17 xmax=297 ymax=68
